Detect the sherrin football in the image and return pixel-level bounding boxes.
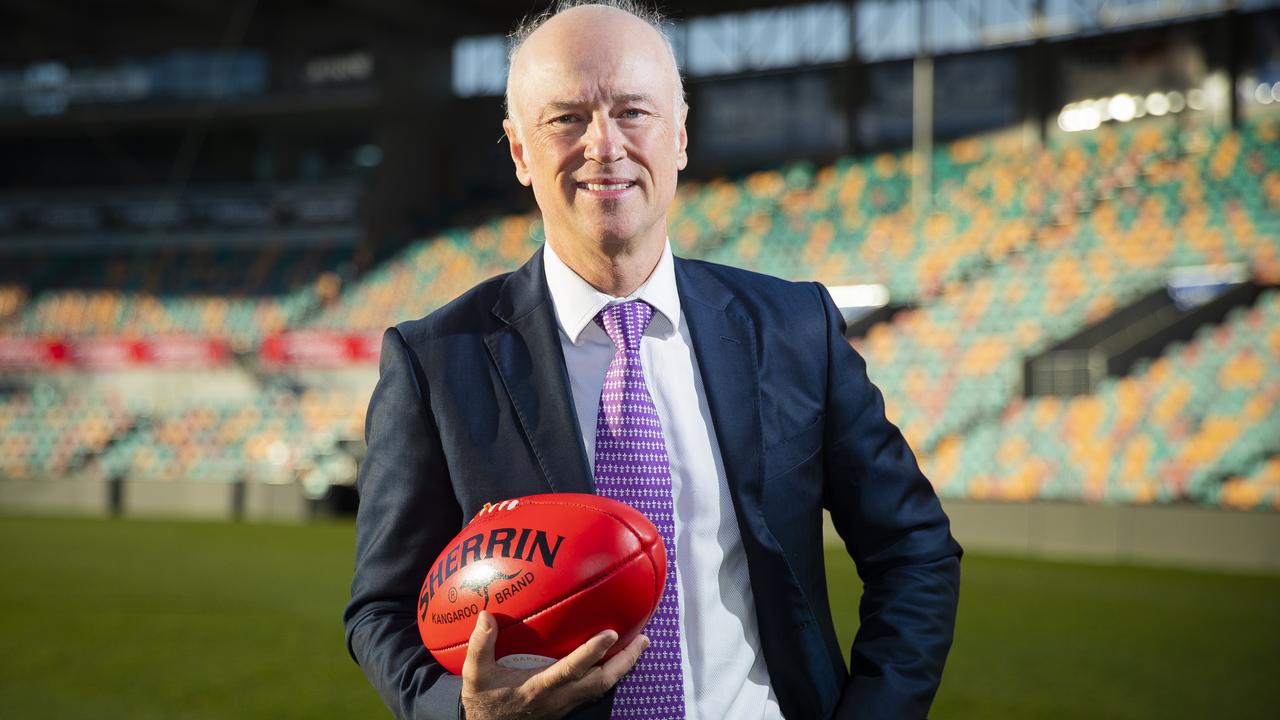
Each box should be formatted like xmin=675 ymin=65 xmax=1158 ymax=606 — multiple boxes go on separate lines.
xmin=417 ymin=492 xmax=666 ymax=675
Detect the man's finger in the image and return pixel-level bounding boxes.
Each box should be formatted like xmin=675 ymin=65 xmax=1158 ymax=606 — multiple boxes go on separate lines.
xmin=535 ymin=629 xmax=619 ymax=691
xmin=461 ymin=611 xmax=498 ymax=690
xmin=595 ymin=633 xmax=649 ymax=690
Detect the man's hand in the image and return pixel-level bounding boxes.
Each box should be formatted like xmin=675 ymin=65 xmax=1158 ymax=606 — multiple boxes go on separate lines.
xmin=460 ymin=611 xmax=648 ymax=720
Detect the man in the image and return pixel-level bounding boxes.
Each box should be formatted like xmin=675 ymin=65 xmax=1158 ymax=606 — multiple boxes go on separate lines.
xmin=344 ymin=2 xmax=961 ymax=719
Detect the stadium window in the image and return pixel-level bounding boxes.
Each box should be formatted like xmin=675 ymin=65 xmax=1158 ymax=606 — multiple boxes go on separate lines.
xmin=452 ymin=35 xmax=508 ymax=98
xmin=856 ymin=0 xmax=921 ymax=62
xmin=982 ymin=0 xmax=1036 ymax=44
xmin=1036 ymin=0 xmax=1228 ymax=35
xmin=686 ymin=13 xmax=738 ymax=77
xmin=856 ymin=0 xmax=1043 ymax=61
xmin=1040 ymin=0 xmax=1097 ymax=35
xmin=449 ymin=3 xmax=852 ymax=96
xmin=685 ymin=3 xmax=851 ymax=77
xmin=925 ymin=0 xmax=980 ymax=54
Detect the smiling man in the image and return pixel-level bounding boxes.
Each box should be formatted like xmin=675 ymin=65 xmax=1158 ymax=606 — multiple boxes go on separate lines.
xmin=344 ymin=2 xmax=962 ymax=720
xmin=501 ymin=2 xmax=686 ymax=299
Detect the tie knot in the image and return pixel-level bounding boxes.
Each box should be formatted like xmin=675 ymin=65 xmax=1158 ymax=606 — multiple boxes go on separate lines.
xmin=594 ymin=300 xmax=654 ymax=352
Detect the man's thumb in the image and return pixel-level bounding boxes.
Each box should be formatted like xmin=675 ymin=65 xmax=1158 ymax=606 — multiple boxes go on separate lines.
xmin=462 ymin=611 xmax=498 ymax=687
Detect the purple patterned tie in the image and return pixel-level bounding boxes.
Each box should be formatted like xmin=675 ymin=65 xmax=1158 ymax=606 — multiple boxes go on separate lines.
xmin=592 ymin=300 xmax=685 ymax=720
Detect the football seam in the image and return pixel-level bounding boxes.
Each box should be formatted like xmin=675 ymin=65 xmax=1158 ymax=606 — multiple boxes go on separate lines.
xmin=565 ymin=501 xmax=664 ymax=605
xmin=512 ymin=500 xmax=663 ymax=624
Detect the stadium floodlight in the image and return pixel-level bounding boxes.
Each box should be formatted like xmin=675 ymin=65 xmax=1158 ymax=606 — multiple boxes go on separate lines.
xmin=1078 ymin=102 xmax=1102 ymax=131
xmin=1254 ymin=83 xmax=1272 ymax=105
xmin=1146 ymin=92 xmax=1170 ymax=116
xmin=1108 ymin=94 xmax=1137 ymax=123
xmin=1057 ymin=101 xmax=1103 ymax=133
xmin=1273 ymin=82 xmax=1280 ymax=103
xmin=1187 ymin=88 xmax=1204 ymax=111
xmin=825 ymin=283 xmax=889 ymax=311
xmin=1093 ymin=97 xmax=1111 ymax=123
xmin=1167 ymin=91 xmax=1186 ymax=113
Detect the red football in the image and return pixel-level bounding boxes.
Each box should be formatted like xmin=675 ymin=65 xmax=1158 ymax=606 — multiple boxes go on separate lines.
xmin=417 ymin=492 xmax=666 ymax=675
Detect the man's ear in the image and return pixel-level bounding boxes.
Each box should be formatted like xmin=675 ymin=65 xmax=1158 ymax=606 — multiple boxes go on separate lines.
xmin=675 ymin=104 xmax=689 ymax=171
xmin=503 ymin=118 xmax=533 ymax=187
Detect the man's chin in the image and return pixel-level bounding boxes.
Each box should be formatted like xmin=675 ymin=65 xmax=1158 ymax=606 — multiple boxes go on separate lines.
xmin=570 ymin=221 xmax=645 ymax=250
xmin=547 ymin=214 xmax=662 ymax=254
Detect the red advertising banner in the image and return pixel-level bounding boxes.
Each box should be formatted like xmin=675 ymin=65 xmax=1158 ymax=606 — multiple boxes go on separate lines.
xmin=64 ymin=338 xmax=146 ymax=369
xmin=144 ymin=336 xmax=233 ymax=367
xmin=0 ymin=333 xmax=378 ymax=369
xmin=0 ymin=338 xmax=69 ymax=369
xmin=0 ymin=336 xmax=231 ymax=370
xmin=259 ymin=331 xmax=382 ymax=367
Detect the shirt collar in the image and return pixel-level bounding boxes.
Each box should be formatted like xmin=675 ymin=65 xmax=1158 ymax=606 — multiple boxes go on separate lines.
xmin=543 ymin=239 xmax=681 ymax=345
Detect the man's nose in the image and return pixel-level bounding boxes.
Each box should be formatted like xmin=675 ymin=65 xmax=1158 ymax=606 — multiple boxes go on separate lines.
xmin=583 ymin=114 xmax=626 ymax=164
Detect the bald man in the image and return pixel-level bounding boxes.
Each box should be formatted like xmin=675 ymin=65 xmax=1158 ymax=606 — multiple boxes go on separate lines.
xmin=343 ymin=2 xmax=961 ymax=719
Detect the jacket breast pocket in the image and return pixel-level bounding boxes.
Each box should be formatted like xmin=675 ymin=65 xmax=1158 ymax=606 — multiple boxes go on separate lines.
xmin=763 ymin=413 xmax=824 ymax=481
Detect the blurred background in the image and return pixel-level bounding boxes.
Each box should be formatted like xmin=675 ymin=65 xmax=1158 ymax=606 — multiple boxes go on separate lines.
xmin=0 ymin=1 xmax=1278 ymax=718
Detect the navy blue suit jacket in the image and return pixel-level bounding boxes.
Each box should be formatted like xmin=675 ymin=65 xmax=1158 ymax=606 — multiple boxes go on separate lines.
xmin=344 ymin=248 xmax=961 ymax=719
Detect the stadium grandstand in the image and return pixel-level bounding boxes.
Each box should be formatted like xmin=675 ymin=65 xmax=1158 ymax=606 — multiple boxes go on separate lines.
xmin=2 ymin=0 xmax=1279 ymax=565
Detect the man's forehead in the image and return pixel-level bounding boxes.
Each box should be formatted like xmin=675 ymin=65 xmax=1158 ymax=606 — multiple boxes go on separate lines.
xmin=521 ymin=46 xmax=665 ymax=85
xmin=540 ymin=93 xmax=658 ymax=109
xmin=518 ymin=57 xmax=672 ymax=112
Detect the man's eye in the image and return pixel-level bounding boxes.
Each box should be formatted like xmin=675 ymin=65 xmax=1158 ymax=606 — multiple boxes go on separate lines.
xmin=620 ymin=109 xmax=645 ymax=119
xmin=552 ymin=114 xmax=579 ymax=124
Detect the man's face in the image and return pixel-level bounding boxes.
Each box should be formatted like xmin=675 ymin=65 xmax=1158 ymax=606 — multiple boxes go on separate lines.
xmin=504 ymin=8 xmax=688 ymax=258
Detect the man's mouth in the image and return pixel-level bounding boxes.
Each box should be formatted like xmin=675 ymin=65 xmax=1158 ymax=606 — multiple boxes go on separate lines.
xmin=576 ymin=180 xmax=637 ymax=194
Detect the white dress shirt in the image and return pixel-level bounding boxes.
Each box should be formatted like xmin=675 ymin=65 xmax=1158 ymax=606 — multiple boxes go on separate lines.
xmin=543 ymin=240 xmax=783 ymax=720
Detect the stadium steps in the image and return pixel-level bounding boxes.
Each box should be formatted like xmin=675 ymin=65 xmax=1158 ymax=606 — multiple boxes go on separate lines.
xmin=920 ymin=288 xmax=1280 ymax=507
xmin=1024 ymin=281 xmax=1273 ymax=396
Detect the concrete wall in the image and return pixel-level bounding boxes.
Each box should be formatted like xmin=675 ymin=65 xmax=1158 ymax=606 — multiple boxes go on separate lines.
xmin=0 ymin=477 xmax=311 ymax=523
xmin=244 ymin=480 xmax=311 ymax=523
xmin=826 ymin=500 xmax=1280 ymax=574
xmin=0 ymin=478 xmax=111 ymax=517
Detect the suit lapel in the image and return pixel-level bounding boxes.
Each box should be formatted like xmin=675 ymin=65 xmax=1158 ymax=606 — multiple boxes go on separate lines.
xmin=675 ymin=258 xmax=765 ymax=519
xmin=485 ymin=248 xmax=595 ymax=495
xmin=676 ymin=259 xmax=827 ymax=719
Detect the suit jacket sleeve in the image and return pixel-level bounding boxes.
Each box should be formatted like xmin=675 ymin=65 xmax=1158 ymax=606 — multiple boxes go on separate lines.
xmin=344 ymin=326 xmax=465 ymax=720
xmin=815 ymin=284 xmax=963 ymax=719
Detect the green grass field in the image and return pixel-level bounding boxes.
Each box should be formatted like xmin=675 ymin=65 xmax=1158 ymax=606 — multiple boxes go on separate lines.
xmin=1 ymin=516 xmax=1277 ymax=719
